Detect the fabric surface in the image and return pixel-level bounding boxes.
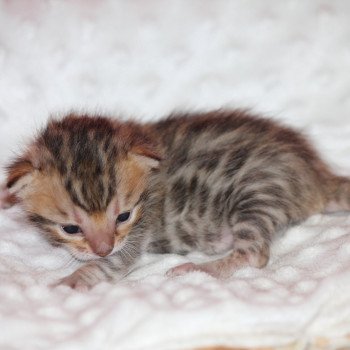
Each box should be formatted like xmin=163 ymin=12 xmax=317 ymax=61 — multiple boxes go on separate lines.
xmin=0 ymin=1 xmax=350 ymax=349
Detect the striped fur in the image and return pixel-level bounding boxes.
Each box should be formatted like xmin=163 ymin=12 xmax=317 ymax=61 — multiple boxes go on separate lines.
xmin=4 ymin=110 xmax=350 ymax=288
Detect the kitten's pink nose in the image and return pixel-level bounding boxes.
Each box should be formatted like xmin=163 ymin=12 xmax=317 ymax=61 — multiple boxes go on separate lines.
xmin=85 ymin=230 xmax=115 ymax=257
xmin=95 ymin=242 xmax=114 ymax=257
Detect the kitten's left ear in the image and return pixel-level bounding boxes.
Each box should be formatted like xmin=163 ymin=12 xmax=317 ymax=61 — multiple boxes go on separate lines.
xmin=130 ymin=145 xmax=162 ymax=170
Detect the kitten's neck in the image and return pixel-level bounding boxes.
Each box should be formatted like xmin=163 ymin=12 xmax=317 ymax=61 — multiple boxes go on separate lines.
xmin=137 ymin=171 xmax=167 ymax=234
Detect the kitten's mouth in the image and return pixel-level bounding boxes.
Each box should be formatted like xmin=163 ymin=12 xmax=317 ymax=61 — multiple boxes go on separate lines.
xmin=69 ymin=240 xmax=126 ymax=261
xmin=93 ymin=242 xmax=114 ymax=257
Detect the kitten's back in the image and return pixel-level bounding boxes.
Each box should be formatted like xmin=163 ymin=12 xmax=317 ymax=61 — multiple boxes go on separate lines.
xmin=147 ymin=110 xmax=341 ymax=257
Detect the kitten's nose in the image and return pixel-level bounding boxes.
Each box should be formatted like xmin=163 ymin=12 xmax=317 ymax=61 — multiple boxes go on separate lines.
xmin=85 ymin=230 xmax=115 ymax=257
xmin=95 ymin=242 xmax=113 ymax=257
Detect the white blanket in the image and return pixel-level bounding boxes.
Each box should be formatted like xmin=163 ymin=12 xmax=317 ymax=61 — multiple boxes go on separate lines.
xmin=0 ymin=1 xmax=350 ymax=349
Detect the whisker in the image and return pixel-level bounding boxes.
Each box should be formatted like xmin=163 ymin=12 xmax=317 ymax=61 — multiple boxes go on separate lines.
xmin=123 ymin=243 xmax=139 ymax=256
xmin=121 ymin=247 xmax=134 ymax=260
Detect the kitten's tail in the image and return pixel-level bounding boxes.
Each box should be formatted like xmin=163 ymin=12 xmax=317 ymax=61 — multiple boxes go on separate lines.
xmin=324 ymin=176 xmax=350 ymax=213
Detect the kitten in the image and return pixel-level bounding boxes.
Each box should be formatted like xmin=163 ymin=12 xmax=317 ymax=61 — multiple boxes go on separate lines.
xmin=2 ymin=110 xmax=349 ymax=289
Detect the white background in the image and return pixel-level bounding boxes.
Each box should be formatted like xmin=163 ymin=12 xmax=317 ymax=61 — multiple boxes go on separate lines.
xmin=0 ymin=1 xmax=350 ymax=349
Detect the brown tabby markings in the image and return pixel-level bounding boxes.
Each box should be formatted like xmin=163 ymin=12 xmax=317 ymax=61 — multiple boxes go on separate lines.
xmin=4 ymin=110 xmax=350 ymax=288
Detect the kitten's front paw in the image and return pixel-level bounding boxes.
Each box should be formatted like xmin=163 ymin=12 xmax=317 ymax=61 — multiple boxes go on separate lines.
xmin=55 ymin=272 xmax=92 ymax=292
xmin=53 ymin=268 xmax=101 ymax=291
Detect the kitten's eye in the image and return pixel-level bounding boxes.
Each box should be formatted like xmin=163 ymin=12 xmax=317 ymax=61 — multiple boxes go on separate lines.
xmin=61 ymin=225 xmax=82 ymax=234
xmin=116 ymin=211 xmax=131 ymax=223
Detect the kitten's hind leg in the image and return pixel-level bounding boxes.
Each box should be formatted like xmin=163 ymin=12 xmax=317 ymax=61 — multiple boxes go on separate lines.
xmin=167 ymin=235 xmax=270 ymax=278
xmin=166 ymin=197 xmax=288 ymax=278
xmin=167 ymin=185 xmax=295 ymax=278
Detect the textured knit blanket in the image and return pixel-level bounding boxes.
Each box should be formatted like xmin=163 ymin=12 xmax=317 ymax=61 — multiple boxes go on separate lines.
xmin=0 ymin=1 xmax=350 ymax=349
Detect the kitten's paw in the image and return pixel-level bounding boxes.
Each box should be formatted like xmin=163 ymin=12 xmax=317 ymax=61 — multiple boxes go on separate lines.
xmin=53 ymin=271 xmax=96 ymax=291
xmin=166 ymin=262 xmax=216 ymax=277
xmin=166 ymin=262 xmax=197 ymax=277
xmin=167 ymin=247 xmax=270 ymax=279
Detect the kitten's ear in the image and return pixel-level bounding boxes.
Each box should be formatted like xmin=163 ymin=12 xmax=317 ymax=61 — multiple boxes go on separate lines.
xmin=130 ymin=145 xmax=162 ymax=170
xmin=6 ymin=157 xmax=34 ymax=189
xmin=4 ymin=156 xmax=35 ymax=207
xmin=0 ymin=157 xmax=34 ymax=208
xmin=6 ymin=144 xmax=42 ymax=191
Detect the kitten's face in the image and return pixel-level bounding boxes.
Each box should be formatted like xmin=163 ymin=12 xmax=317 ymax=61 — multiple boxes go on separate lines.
xmin=19 ymin=156 xmax=147 ymax=260
xmin=5 ymin=115 xmax=160 ymax=260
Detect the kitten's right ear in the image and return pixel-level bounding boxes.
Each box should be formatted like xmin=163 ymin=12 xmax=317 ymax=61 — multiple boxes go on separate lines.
xmin=3 ymin=156 xmax=35 ymax=207
xmin=6 ymin=157 xmax=34 ymax=189
xmin=0 ymin=157 xmax=34 ymax=209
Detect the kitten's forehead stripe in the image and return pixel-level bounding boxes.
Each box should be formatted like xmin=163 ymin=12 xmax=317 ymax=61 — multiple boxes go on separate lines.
xmin=42 ymin=129 xmax=64 ymax=162
xmin=35 ymin=114 xmax=161 ymax=214
xmin=37 ymin=116 xmax=124 ymax=212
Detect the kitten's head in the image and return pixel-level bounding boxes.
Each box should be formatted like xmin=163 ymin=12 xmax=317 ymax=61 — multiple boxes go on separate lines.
xmin=5 ymin=114 xmax=161 ymax=260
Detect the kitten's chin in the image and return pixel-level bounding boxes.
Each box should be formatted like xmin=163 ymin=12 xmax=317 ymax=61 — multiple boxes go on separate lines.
xmin=69 ymin=249 xmax=101 ymax=262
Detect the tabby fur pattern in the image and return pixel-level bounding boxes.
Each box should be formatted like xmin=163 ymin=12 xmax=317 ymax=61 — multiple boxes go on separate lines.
xmin=3 ymin=110 xmax=349 ymax=289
